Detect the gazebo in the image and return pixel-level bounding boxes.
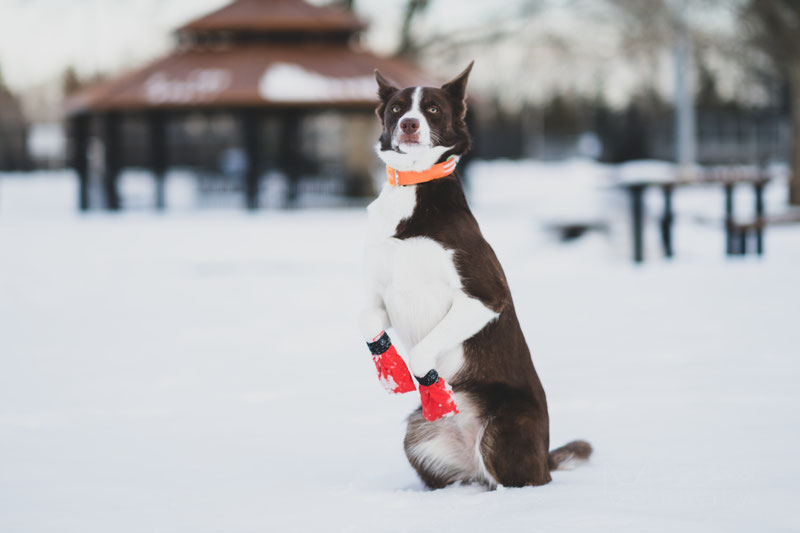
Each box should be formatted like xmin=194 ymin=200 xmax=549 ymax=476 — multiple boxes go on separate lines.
xmin=65 ymin=0 xmax=434 ymax=210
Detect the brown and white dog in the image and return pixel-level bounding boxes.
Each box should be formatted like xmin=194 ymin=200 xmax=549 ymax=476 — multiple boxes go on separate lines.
xmin=360 ymin=62 xmax=591 ymax=489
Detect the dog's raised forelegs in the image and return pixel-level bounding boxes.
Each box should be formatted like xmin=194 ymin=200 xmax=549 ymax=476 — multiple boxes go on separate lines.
xmin=358 ymin=300 xmax=390 ymax=342
xmin=359 ymin=294 xmax=416 ymax=394
xmin=407 ymin=293 xmax=499 ymax=377
xmin=408 ymin=293 xmax=499 ymax=421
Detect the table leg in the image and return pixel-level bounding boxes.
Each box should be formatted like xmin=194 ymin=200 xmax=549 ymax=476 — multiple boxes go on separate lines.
xmin=724 ymin=183 xmax=735 ymax=256
xmin=660 ymin=185 xmax=674 ymax=258
xmin=739 ymin=229 xmax=748 ymax=255
xmin=754 ymin=182 xmax=765 ymax=255
xmin=629 ymin=185 xmax=646 ymax=263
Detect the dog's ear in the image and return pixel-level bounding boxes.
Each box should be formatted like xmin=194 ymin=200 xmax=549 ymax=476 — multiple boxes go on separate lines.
xmin=441 ymin=61 xmax=474 ymax=118
xmin=375 ymin=69 xmax=399 ymax=121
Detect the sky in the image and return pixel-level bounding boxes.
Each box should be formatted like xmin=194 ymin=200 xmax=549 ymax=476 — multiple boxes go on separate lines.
xmin=0 ymin=0 xmax=231 ymax=90
xmin=0 ymin=0 xmax=520 ymax=91
xmin=0 ymin=0 xmax=428 ymax=91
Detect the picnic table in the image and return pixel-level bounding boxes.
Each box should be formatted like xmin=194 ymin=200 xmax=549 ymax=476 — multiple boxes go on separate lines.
xmin=618 ymin=167 xmax=773 ymax=263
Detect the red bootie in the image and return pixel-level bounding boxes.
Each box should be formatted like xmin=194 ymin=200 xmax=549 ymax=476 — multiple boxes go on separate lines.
xmin=367 ymin=331 xmax=416 ymax=394
xmin=417 ymin=370 xmax=459 ymax=421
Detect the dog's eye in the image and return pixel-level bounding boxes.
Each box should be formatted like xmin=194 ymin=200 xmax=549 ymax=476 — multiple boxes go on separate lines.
xmin=427 ymin=106 xmax=439 ymax=114
xmin=391 ymin=105 xmax=401 ymax=113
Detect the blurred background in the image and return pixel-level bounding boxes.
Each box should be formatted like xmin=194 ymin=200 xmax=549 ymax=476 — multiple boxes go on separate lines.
xmin=1 ymin=1 xmax=799 ymax=532
xmin=0 ymin=0 xmax=798 ymax=211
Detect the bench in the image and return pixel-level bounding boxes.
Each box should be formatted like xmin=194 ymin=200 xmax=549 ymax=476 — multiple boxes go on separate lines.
xmin=727 ymin=213 xmax=800 ymax=255
xmin=618 ymin=168 xmax=773 ymax=263
xmin=546 ymin=221 xmax=609 ymax=242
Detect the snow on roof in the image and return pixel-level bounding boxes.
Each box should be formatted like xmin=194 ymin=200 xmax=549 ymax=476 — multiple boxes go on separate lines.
xmin=258 ymin=62 xmax=375 ymax=103
xmin=64 ymin=45 xmax=434 ymax=114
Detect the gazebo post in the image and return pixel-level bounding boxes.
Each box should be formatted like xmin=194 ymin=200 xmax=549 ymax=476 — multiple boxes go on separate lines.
xmin=280 ymin=109 xmax=302 ymax=207
xmin=102 ymin=112 xmax=122 ymax=210
xmin=240 ymin=108 xmax=262 ymax=210
xmin=148 ymin=111 xmax=168 ymax=210
xmin=70 ymin=113 xmax=90 ymax=211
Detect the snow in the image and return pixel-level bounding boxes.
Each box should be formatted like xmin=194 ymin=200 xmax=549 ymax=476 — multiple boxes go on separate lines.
xmin=259 ymin=62 xmax=376 ymax=102
xmin=1 ymin=162 xmax=799 ymax=532
xmin=145 ymin=69 xmax=232 ymax=104
xmin=27 ymin=123 xmax=67 ymax=162
xmin=378 ymin=369 xmax=399 ymax=393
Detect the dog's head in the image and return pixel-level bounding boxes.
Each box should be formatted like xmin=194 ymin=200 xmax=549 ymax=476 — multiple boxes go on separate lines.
xmin=374 ymin=62 xmax=473 ymax=172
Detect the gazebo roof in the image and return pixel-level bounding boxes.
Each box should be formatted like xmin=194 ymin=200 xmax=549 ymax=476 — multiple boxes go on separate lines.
xmin=64 ymin=45 xmax=434 ymax=114
xmin=177 ymin=0 xmax=366 ymax=34
xmin=64 ymin=0 xmax=434 ymax=115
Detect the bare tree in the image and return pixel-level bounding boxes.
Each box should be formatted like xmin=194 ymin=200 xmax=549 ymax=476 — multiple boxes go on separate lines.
xmin=397 ymin=0 xmax=431 ymax=58
xmin=743 ymin=0 xmax=800 ymax=205
xmin=62 ymin=66 xmax=82 ymax=96
xmin=333 ymin=0 xmax=355 ymax=13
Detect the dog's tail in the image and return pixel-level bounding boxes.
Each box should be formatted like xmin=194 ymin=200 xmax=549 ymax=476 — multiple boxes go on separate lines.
xmin=548 ymin=440 xmax=593 ymax=471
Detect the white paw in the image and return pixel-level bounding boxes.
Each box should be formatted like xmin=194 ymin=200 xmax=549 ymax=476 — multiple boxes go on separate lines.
xmin=408 ymin=343 xmax=437 ymax=378
xmin=358 ymin=308 xmax=389 ymax=341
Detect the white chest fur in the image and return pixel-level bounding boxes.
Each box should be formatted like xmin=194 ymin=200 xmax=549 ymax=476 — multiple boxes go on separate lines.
xmin=362 ymin=182 xmax=499 ymax=381
xmin=364 ymin=184 xmax=464 ymax=379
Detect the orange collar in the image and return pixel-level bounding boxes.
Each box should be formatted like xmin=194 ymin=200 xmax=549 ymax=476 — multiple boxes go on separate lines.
xmin=386 ymin=157 xmax=458 ymax=186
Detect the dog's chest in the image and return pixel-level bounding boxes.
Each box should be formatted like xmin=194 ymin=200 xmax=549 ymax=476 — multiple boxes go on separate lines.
xmin=365 ymin=185 xmax=463 ymax=349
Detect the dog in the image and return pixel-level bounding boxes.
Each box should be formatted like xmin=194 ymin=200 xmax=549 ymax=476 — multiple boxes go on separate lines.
xmin=359 ymin=62 xmax=591 ymax=489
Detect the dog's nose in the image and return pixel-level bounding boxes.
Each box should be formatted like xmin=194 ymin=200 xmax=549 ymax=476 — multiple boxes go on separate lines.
xmin=400 ymin=118 xmax=420 ymax=134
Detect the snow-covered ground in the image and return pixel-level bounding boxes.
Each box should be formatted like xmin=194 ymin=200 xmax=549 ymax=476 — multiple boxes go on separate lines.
xmin=1 ymin=162 xmax=799 ymax=533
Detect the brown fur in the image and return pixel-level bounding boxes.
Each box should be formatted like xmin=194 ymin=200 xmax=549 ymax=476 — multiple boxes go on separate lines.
xmin=395 ymin=175 xmax=555 ymax=487
xmin=548 ymin=440 xmax=594 ymax=471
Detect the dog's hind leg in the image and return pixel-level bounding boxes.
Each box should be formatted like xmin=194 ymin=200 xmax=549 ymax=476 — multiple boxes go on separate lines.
xmin=480 ymin=408 xmax=552 ymax=487
xmin=404 ymin=394 xmax=497 ymax=489
xmin=404 ymin=408 xmax=478 ymax=489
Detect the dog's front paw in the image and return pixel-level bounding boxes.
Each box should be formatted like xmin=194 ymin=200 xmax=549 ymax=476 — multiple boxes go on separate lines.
xmin=367 ymin=331 xmax=416 ymax=394
xmin=416 ymin=370 xmax=459 ymax=421
xmin=408 ymin=343 xmax=437 ymax=378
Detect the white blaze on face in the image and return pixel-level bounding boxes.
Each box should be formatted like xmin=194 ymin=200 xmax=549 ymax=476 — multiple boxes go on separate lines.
xmin=392 ymin=87 xmax=432 ymax=150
